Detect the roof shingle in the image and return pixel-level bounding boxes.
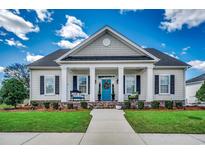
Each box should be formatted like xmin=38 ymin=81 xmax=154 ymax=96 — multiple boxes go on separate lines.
xmin=186 ymin=73 xmax=205 ymax=84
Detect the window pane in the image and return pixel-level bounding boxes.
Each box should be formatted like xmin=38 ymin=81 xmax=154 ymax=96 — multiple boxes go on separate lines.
xmin=45 ymin=77 xmax=54 ymax=94
xmin=160 ymin=76 xmax=169 ymax=85
xmin=160 ymin=85 xmax=168 ymax=93
xmin=126 ymin=76 xmax=135 ymax=94
xmin=79 ymin=76 xmax=87 ymax=93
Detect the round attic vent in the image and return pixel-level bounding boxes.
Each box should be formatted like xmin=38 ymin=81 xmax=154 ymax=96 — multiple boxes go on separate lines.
xmin=103 ymin=38 xmax=111 ymax=46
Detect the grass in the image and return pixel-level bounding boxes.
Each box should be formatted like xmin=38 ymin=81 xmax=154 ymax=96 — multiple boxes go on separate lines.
xmin=0 ymin=110 xmax=91 ymax=132
xmin=125 ymin=110 xmax=205 ymax=134
xmin=0 ymin=104 xmax=14 ymax=109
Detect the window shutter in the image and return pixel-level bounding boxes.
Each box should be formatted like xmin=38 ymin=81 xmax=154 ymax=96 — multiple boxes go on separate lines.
xmin=136 ymin=75 xmax=141 ymax=94
xmin=88 ymin=76 xmax=90 ymax=94
xmin=55 ymin=76 xmax=60 ymax=94
xmin=123 ymin=75 xmax=125 ymax=94
xmin=40 ymin=76 xmax=44 ymax=95
xmin=73 ymin=76 xmax=77 ymax=91
xmin=170 ymin=75 xmax=175 ymax=94
xmin=155 ymin=75 xmax=159 ymax=94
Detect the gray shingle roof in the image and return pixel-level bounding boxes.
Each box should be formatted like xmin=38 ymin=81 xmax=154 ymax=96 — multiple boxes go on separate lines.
xmin=144 ymin=48 xmax=190 ymax=67
xmin=28 ymin=49 xmax=68 ymax=67
xmin=186 ymin=73 xmax=205 ymax=84
xmin=28 ymin=48 xmax=190 ymax=68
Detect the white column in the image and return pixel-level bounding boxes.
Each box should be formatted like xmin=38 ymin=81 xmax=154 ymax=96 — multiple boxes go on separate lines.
xmin=90 ymin=67 xmax=95 ymax=102
xmin=118 ymin=66 xmax=124 ymax=102
xmin=61 ymin=66 xmax=67 ymax=102
xmin=146 ymin=66 xmax=153 ymax=102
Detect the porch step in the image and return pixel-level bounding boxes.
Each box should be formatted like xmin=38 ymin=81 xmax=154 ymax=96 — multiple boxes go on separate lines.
xmin=88 ymin=101 xmax=117 ymax=109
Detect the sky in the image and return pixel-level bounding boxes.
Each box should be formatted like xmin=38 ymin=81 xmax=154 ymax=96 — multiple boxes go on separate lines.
xmin=1 ymin=9 xmax=205 ymax=83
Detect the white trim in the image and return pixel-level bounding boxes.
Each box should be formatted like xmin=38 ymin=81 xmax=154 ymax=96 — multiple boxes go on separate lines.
xmin=56 ymin=26 xmax=159 ymax=62
xmin=77 ymin=75 xmax=88 ymax=95
xmin=29 ymin=66 xmax=60 ymax=70
xmin=159 ymin=74 xmax=170 ymax=95
xmin=154 ymin=66 xmax=190 ymax=69
xmin=125 ymin=75 xmax=136 ymax=95
xmin=44 ymin=75 xmax=55 ymax=96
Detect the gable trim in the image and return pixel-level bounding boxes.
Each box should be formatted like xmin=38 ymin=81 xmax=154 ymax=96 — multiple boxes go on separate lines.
xmin=56 ymin=26 xmax=159 ymax=63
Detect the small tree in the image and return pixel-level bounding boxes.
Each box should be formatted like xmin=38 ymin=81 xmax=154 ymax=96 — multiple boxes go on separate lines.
xmin=0 ymin=78 xmax=27 ymax=108
xmin=196 ymin=81 xmax=205 ymax=102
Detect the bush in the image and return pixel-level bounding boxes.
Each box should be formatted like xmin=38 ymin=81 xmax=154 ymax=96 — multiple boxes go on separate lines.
xmin=151 ymin=101 xmax=160 ymax=109
xmin=31 ymin=101 xmax=38 ymax=107
xmin=43 ymin=102 xmax=50 ymax=109
xmin=52 ymin=102 xmax=59 ymax=110
xmin=165 ymin=101 xmax=173 ymax=109
xmin=176 ymin=102 xmax=183 ymax=108
xmin=124 ymin=100 xmax=131 ymax=109
xmin=138 ymin=101 xmax=144 ymax=110
xmin=80 ymin=101 xmax=87 ymax=109
xmin=67 ymin=103 xmax=74 ymax=109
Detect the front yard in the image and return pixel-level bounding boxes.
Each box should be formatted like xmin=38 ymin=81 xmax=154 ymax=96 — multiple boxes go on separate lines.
xmin=0 ymin=110 xmax=91 ymax=132
xmin=125 ymin=110 xmax=205 ymax=134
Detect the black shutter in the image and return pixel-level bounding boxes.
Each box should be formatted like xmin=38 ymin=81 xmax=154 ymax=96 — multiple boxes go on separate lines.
xmin=170 ymin=75 xmax=175 ymax=94
xmin=55 ymin=76 xmax=60 ymax=94
xmin=136 ymin=75 xmax=141 ymax=94
xmin=123 ymin=75 xmax=125 ymax=94
xmin=73 ymin=76 xmax=77 ymax=91
xmin=88 ymin=76 xmax=90 ymax=94
xmin=155 ymin=75 xmax=159 ymax=94
xmin=40 ymin=76 xmax=44 ymax=95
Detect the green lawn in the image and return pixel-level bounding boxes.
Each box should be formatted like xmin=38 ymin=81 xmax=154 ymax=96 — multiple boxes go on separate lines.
xmin=0 ymin=111 xmax=91 ymax=132
xmin=125 ymin=110 xmax=205 ymax=134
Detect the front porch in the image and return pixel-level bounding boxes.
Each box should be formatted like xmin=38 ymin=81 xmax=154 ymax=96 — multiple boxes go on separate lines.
xmin=60 ymin=63 xmax=154 ymax=103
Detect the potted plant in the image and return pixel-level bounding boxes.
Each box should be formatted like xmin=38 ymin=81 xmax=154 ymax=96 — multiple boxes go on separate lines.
xmin=112 ymin=84 xmax=115 ymax=101
xmin=98 ymin=83 xmax=101 ymax=101
xmin=128 ymin=91 xmax=139 ymax=109
xmin=116 ymin=102 xmax=122 ymax=110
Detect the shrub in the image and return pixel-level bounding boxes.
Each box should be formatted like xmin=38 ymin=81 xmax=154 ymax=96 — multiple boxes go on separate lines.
xmin=52 ymin=102 xmax=59 ymax=110
xmin=151 ymin=101 xmax=160 ymax=109
xmin=124 ymin=100 xmax=131 ymax=109
xmin=176 ymin=102 xmax=183 ymax=108
xmin=43 ymin=102 xmax=50 ymax=109
xmin=138 ymin=101 xmax=144 ymax=110
xmin=80 ymin=101 xmax=87 ymax=109
xmin=165 ymin=101 xmax=173 ymax=109
xmin=67 ymin=103 xmax=74 ymax=109
xmin=31 ymin=101 xmax=38 ymax=107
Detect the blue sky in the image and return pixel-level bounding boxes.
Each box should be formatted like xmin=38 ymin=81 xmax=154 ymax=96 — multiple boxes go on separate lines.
xmin=0 ymin=9 xmax=205 ymax=82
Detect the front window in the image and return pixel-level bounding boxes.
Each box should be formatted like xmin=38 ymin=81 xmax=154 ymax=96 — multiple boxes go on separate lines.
xmin=160 ymin=75 xmax=170 ymax=94
xmin=45 ymin=76 xmax=55 ymax=95
xmin=78 ymin=76 xmax=87 ymax=94
xmin=125 ymin=76 xmax=136 ymax=94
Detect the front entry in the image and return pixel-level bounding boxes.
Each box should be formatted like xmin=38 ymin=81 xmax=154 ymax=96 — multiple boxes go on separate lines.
xmin=101 ymin=79 xmax=112 ymax=101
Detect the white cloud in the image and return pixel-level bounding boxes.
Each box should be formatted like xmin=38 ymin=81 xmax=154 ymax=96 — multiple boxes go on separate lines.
xmin=34 ymin=9 xmax=53 ymax=22
xmin=182 ymin=46 xmax=191 ymax=51
xmin=160 ymin=10 xmax=205 ymax=32
xmin=26 ymin=52 xmax=44 ymax=62
xmin=141 ymin=45 xmax=147 ymax=48
xmin=161 ymin=43 xmax=166 ymax=47
xmin=5 ymin=38 xmax=26 ymax=48
xmin=57 ymin=15 xmax=88 ymax=39
xmin=0 ymin=9 xmax=39 ymax=40
xmin=188 ymin=60 xmax=205 ymax=71
xmin=0 ymin=66 xmax=4 ymax=73
xmin=164 ymin=51 xmax=179 ymax=59
xmin=55 ymin=39 xmax=84 ymax=49
xmin=119 ymin=9 xmax=142 ymax=15
xmin=180 ymin=51 xmax=187 ymax=55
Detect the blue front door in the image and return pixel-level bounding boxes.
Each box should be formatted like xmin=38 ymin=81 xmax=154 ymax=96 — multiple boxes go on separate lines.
xmin=101 ymin=79 xmax=112 ymax=101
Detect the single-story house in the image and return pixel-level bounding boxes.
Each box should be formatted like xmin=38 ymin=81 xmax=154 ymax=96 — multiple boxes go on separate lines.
xmin=186 ymin=73 xmax=205 ymax=104
xmin=28 ymin=26 xmax=190 ymax=103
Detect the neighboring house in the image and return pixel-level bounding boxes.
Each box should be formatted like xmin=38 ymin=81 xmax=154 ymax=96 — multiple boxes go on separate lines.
xmin=28 ymin=26 xmax=190 ymax=103
xmin=186 ymin=73 xmax=205 ymax=104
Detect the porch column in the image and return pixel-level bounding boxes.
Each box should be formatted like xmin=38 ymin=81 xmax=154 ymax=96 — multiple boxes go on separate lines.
xmin=61 ymin=66 xmax=67 ymax=102
xmin=90 ymin=67 xmax=95 ymax=102
xmin=146 ymin=66 xmax=153 ymax=102
xmin=118 ymin=66 xmax=124 ymax=102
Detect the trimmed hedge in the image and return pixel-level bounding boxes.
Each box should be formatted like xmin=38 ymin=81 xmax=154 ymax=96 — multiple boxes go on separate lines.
xmin=67 ymin=103 xmax=74 ymax=109
xmin=80 ymin=101 xmax=87 ymax=109
xmin=138 ymin=101 xmax=144 ymax=110
xmin=176 ymin=102 xmax=183 ymax=108
xmin=165 ymin=101 xmax=173 ymax=109
xmin=52 ymin=102 xmax=59 ymax=110
xmin=43 ymin=102 xmax=50 ymax=109
xmin=151 ymin=101 xmax=160 ymax=109
xmin=124 ymin=100 xmax=131 ymax=109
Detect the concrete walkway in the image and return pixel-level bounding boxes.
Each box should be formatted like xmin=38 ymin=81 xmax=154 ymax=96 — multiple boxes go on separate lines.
xmin=80 ymin=109 xmax=144 ymax=145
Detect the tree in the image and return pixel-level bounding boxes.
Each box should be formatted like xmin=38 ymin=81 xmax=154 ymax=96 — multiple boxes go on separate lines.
xmin=196 ymin=81 xmax=205 ymax=102
xmin=0 ymin=78 xmax=27 ymax=108
xmin=3 ymin=63 xmax=29 ymax=98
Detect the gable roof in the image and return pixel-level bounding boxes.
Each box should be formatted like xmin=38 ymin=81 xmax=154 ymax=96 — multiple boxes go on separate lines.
xmin=186 ymin=73 xmax=205 ymax=84
xmin=28 ymin=49 xmax=68 ymax=67
xmin=145 ymin=48 xmax=190 ymax=67
xmin=56 ymin=26 xmax=159 ymax=62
